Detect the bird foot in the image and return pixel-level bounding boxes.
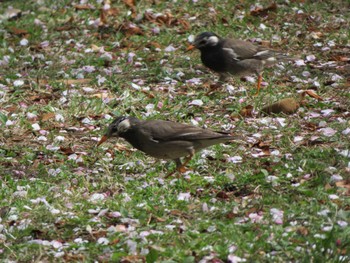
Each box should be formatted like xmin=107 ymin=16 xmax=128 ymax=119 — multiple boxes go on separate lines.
xmin=164 ymin=166 xmax=190 ymax=179
xmin=177 ymin=166 xmax=188 ymax=173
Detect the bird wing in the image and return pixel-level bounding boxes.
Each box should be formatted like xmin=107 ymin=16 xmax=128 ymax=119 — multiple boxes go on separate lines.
xmin=222 ymin=39 xmax=260 ymax=60
xmin=138 ymin=120 xmax=232 ymax=142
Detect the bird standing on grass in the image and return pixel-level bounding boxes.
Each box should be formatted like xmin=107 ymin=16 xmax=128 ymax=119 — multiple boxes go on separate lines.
xmin=97 ymin=116 xmax=235 ymax=176
xmin=187 ymin=32 xmax=293 ymax=94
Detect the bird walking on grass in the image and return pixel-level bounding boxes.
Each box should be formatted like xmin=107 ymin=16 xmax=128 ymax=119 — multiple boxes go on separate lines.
xmin=187 ymin=32 xmax=293 ymax=94
xmin=97 ymin=116 xmax=235 ymax=176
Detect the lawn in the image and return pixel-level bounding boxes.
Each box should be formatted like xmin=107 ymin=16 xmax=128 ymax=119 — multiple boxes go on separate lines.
xmin=0 ymin=0 xmax=349 ymax=262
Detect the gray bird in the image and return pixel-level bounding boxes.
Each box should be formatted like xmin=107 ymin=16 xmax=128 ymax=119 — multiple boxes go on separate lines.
xmin=188 ymin=32 xmax=292 ymax=94
xmin=97 ymin=116 xmax=235 ymax=175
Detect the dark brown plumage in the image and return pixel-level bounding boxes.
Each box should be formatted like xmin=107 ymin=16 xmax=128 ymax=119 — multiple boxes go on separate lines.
xmin=190 ymin=32 xmax=292 ymax=94
xmin=98 ymin=116 xmax=235 ymax=175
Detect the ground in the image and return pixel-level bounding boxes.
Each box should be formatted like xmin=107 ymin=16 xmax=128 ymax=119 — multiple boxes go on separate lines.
xmin=0 ymin=0 xmax=349 ymax=262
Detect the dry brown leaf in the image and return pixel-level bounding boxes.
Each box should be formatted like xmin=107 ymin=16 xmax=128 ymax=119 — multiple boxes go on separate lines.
xmin=59 ymin=146 xmax=75 ymax=155
xmin=335 ymin=181 xmax=350 ymax=188
xmin=55 ymin=25 xmax=73 ymax=31
xmin=105 ymin=8 xmax=119 ymax=16
xmin=261 ymin=98 xmax=300 ymax=115
xmin=91 ymin=44 xmax=101 ymax=52
xmin=216 ymin=191 xmax=230 ymax=199
xmin=74 ymin=5 xmax=94 ymax=10
xmin=39 ymin=79 xmax=92 ymax=86
xmin=120 ymin=22 xmax=143 ymax=36
xmin=250 ymin=2 xmax=277 ymax=16
xmin=91 ymin=229 xmax=107 ymax=239
xmin=297 ymin=226 xmax=309 ymax=236
xmin=99 ymin=9 xmax=108 ymax=26
xmin=55 ymin=16 xmax=75 ymax=31
xmin=122 ymin=0 xmax=136 ymax=15
xmin=302 ymin=90 xmax=323 ymax=101
xmin=260 ymin=40 xmax=271 ymax=47
xmin=240 ymin=105 xmax=254 ymax=117
xmin=146 ymin=41 xmax=162 ymax=49
xmin=169 ymin=209 xmax=183 ymax=216
xmin=41 ymin=112 xmax=56 ymax=121
xmin=123 ymin=0 xmax=135 ymax=9
xmin=114 ymin=143 xmax=132 ymax=152
xmin=121 ymin=255 xmax=145 ymax=263
xmin=9 ymin=27 xmax=28 ymax=36
xmin=63 ymin=254 xmax=85 ymax=261
xmin=90 ymin=93 xmax=112 ymax=99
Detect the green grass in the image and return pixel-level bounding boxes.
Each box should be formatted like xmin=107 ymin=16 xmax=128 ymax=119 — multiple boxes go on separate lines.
xmin=0 ymin=0 xmax=350 ymax=262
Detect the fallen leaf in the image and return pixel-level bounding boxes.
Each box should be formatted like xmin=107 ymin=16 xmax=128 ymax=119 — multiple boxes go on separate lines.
xmin=261 ymin=98 xmax=299 ymax=115
xmin=301 ymin=90 xmax=323 ymax=101
xmin=250 ymin=2 xmax=277 ymax=17
xmin=59 ymin=146 xmax=75 ymax=155
xmin=38 ymin=79 xmax=92 ymax=86
xmin=8 ymin=27 xmax=28 ymax=36
xmin=216 ymin=191 xmax=230 ymax=199
xmin=99 ymin=9 xmax=108 ymax=26
xmin=297 ymin=226 xmax=309 ymax=236
xmin=119 ymin=22 xmax=143 ymax=36
xmin=41 ymin=112 xmax=55 ymax=121
xmin=240 ymin=105 xmax=254 ymax=117
xmin=74 ymin=5 xmax=94 ymax=10
xmin=121 ymin=255 xmax=145 ymax=263
xmin=123 ymin=0 xmax=136 ymax=9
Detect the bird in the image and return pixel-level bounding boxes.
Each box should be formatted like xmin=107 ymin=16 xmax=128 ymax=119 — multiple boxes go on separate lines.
xmin=187 ymin=32 xmax=293 ymax=95
xmin=97 ymin=116 xmax=236 ymax=176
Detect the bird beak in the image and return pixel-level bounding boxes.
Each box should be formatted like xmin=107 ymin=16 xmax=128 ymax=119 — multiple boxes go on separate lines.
xmin=186 ymin=44 xmax=195 ymax=51
xmin=97 ymin=135 xmax=109 ymax=146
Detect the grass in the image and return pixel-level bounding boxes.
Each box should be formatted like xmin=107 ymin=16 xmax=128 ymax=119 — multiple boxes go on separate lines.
xmin=1 ymin=0 xmax=350 ymax=262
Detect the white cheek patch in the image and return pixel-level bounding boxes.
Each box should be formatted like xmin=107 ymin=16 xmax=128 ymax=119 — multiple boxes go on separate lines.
xmin=118 ymin=118 xmax=131 ymax=133
xmin=207 ymin=36 xmax=219 ymax=46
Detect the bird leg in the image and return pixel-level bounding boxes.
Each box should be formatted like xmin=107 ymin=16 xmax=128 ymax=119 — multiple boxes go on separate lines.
xmin=177 ymin=150 xmax=195 ymax=173
xmin=254 ymin=74 xmax=262 ymax=96
xmin=165 ymin=159 xmax=182 ymax=178
xmin=165 ymin=151 xmax=195 ymax=178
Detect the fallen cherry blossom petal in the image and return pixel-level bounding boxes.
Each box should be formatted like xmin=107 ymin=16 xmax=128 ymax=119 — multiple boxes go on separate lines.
xmin=164 ymin=45 xmax=176 ymax=52
xmin=20 ymin=38 xmax=29 ymax=46
xmin=270 ymin=208 xmax=283 ymax=224
xmin=189 ymin=99 xmax=203 ymax=106
xmin=294 ymin=136 xmax=304 ymax=143
xmin=306 ymin=54 xmax=316 ymax=61
xmin=89 ymin=193 xmax=106 ymax=202
xmin=342 ymin=128 xmax=350 ymax=135
xmin=228 ymin=254 xmax=247 ymax=263
xmin=319 ymin=127 xmax=336 ymax=137
xmin=329 ymin=194 xmax=339 ymax=200
xmin=178 ymin=192 xmax=191 ymax=201
xmin=13 ymin=79 xmax=24 ymax=87
xmin=227 ymin=156 xmax=243 ymax=163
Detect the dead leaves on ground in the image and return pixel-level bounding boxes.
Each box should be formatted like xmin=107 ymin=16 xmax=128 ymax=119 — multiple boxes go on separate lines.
xmin=69 ymin=1 xmax=190 ymax=37
xmin=261 ymin=98 xmax=300 ymax=115
xmin=261 ymin=90 xmax=323 ymax=116
xmin=250 ymin=2 xmax=278 ymax=17
xmin=38 ymin=78 xmax=92 ymax=86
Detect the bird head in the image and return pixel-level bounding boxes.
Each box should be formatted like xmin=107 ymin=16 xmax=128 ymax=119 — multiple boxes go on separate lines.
xmin=193 ymin=32 xmax=220 ymax=49
xmin=97 ymin=116 xmax=132 ymax=146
